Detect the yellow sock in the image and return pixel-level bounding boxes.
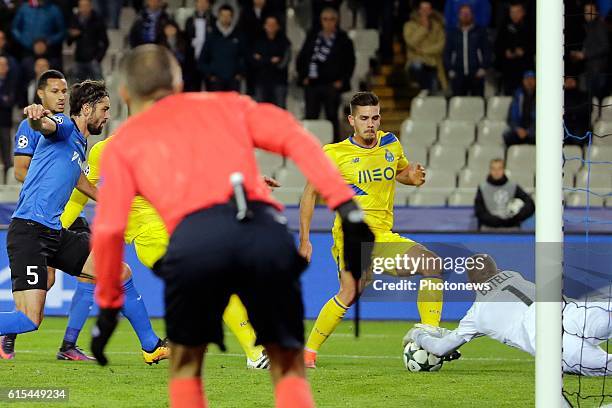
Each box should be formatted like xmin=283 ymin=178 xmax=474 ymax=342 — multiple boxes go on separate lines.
xmin=417 ymin=277 xmax=444 ymax=326
xmin=305 ymin=296 xmax=349 ymax=353
xmin=223 ymin=294 xmax=264 ymax=361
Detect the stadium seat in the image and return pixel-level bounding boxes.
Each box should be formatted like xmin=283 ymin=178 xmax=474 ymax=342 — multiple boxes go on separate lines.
xmin=599 ymin=96 xmax=612 ymax=122
xmin=467 ymin=144 xmax=505 ymax=172
xmin=119 ymin=7 xmax=137 ymax=33
xmin=477 ymin=120 xmax=507 ymax=146
xmin=174 ymin=7 xmax=194 ymax=30
xmin=506 ymin=145 xmax=536 ymax=173
xmin=563 ymin=145 xmax=583 ymax=174
xmin=256 ymin=149 xmax=284 ymax=177
xmin=408 ymin=191 xmax=447 ymax=206
xmin=566 ymin=192 xmax=605 ymax=207
xmin=457 ymin=168 xmax=481 ymax=188
xmin=301 ymin=120 xmax=333 ymax=145
xmin=107 ymin=30 xmax=125 ymax=53
xmin=400 ymin=120 xmax=437 ymax=147
xmin=0 ymin=185 xmax=19 ymax=202
xmin=410 ymin=97 xmax=447 ymax=122
xmin=486 ymin=96 xmax=512 ymax=121
xmin=437 ymin=120 xmax=475 ymax=147
xmin=404 ymin=145 xmax=428 ymax=166
xmin=420 ymin=168 xmax=456 ymax=189
xmin=607 ymin=197 xmax=612 ymax=207
xmin=448 ymin=96 xmax=484 ymax=122
xmin=448 ymin=190 xmax=476 ymax=206
xmin=394 ymin=189 xmax=412 ymax=206
xmin=575 ymin=168 xmax=612 ymax=190
xmin=505 ymin=169 xmax=535 ymax=189
xmin=590 ymin=145 xmax=612 ymax=162
xmin=5 ymin=167 xmax=17 ymax=186
xmin=352 ymin=53 xmax=371 ymax=91
xmin=271 ymin=189 xmax=303 ymax=205
xmin=276 ymin=164 xmax=306 ymax=188
xmin=592 ymin=97 xmax=600 ymax=123
xmin=348 ymin=29 xmax=379 ymax=57
xmin=428 ymin=143 xmax=466 ymax=171
xmin=593 ymin=120 xmax=612 ymax=146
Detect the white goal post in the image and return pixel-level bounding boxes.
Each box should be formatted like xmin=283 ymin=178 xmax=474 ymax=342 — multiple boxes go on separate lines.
xmin=535 ymin=1 xmax=564 ymax=407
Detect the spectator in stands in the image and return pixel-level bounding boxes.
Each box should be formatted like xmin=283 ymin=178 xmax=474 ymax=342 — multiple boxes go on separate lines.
xmin=475 ymin=158 xmax=535 ymax=230
xmin=297 ymin=7 xmax=355 ymax=142
xmin=67 ymin=0 xmax=109 ymax=82
xmin=0 ymin=1 xmax=18 ymax=38
xmin=564 ymin=75 xmax=591 ymax=146
xmin=403 ymin=1 xmax=447 ymax=93
xmin=251 ymin=15 xmax=290 ymax=108
xmin=504 ymin=70 xmax=536 ymax=146
xmin=495 ymin=1 xmax=534 ymax=95
xmin=198 ymin=4 xmax=245 ymax=91
xmin=128 ymin=0 xmax=171 ymax=48
xmin=569 ymin=2 xmax=609 ymax=100
xmin=0 ymin=55 xmax=14 ymax=173
xmin=11 ymin=0 xmax=65 ymax=58
xmin=444 ymin=0 xmax=491 ymax=32
xmin=159 ymin=20 xmax=195 ymax=88
xmin=94 ymin=0 xmax=123 ymax=29
xmin=311 ymin=0 xmax=342 ymax=30
xmin=185 ymin=0 xmax=215 ymax=91
xmin=20 ymin=39 xmax=61 ymax=89
xmin=21 ymin=57 xmax=49 ymax=107
xmin=0 ymin=29 xmax=19 ymax=78
xmin=240 ymin=0 xmax=271 ymax=95
xmin=444 ymin=4 xmax=491 ymax=96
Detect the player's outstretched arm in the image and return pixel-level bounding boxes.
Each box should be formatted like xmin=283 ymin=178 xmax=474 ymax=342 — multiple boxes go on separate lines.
xmin=409 ymin=327 xmax=468 ymax=357
xmin=298 ymin=182 xmax=318 ymax=262
xmin=396 ymin=163 xmax=426 ymax=186
xmin=24 ymin=104 xmax=57 ymax=135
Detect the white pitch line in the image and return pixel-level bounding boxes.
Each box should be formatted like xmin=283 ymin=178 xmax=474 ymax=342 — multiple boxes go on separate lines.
xmin=7 ymin=350 xmax=532 ymax=363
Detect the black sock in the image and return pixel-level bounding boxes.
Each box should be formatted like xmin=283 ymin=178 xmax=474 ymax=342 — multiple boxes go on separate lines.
xmin=60 ymin=340 xmax=75 ymax=352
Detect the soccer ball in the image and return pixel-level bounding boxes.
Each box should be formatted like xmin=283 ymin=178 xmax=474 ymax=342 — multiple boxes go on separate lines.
xmin=403 ymin=342 xmax=443 ymax=372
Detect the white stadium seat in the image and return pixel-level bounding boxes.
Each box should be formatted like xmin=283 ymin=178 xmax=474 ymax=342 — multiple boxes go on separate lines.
xmin=477 ymin=120 xmax=507 ymax=146
xmin=448 ymin=96 xmax=484 ymax=122
xmin=467 ymin=144 xmax=505 ymax=173
xmin=486 ymin=96 xmax=512 ymax=121
xmin=0 ymin=185 xmax=20 ymax=201
xmin=420 ymin=168 xmax=456 ymax=189
xmin=457 ymin=168 xmax=481 ymax=188
xmin=302 ymin=120 xmax=333 ymax=145
xmin=448 ymin=190 xmax=476 ymax=206
xmin=276 ymin=164 xmax=306 ymax=188
xmin=408 ymin=191 xmax=448 ymax=206
xmin=590 ymin=145 xmax=612 ymax=162
xmin=404 ymin=145 xmax=428 ymax=166
xmin=563 ymin=145 xmax=583 ymax=174
xmin=410 ymin=97 xmax=446 ymax=122
xmin=575 ymin=168 xmax=612 ymax=190
xmin=256 ymin=150 xmax=284 ymax=177
xmin=173 ymin=7 xmax=194 ymax=31
xmin=506 ymin=145 xmax=536 ymax=173
xmin=438 ymin=120 xmax=475 ymax=147
xmin=599 ymin=96 xmax=612 ymax=121
xmin=593 ymin=121 xmax=612 ymax=146
xmin=5 ymin=167 xmax=18 ymax=186
xmin=400 ymin=120 xmax=437 ymax=147
xmin=566 ymin=192 xmax=605 ymax=207
xmin=348 ymin=29 xmax=379 ymax=57
xmin=505 ymin=169 xmax=534 ymax=189
xmin=428 ymin=144 xmax=466 ymax=172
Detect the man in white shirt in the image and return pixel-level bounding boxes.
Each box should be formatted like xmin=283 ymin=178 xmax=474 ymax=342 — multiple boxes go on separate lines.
xmin=405 ymin=254 xmax=612 ymax=376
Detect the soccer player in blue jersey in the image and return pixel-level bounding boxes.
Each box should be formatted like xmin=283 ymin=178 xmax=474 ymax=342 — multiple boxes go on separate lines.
xmin=0 ymin=80 xmax=167 ymax=363
xmin=2 ymin=70 xmax=97 ymax=360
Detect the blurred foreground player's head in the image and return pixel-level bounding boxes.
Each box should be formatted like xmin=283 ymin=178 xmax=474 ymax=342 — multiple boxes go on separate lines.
xmin=69 ymin=80 xmax=110 ymax=135
xmin=348 ymin=91 xmax=380 ymax=145
xmin=36 ymin=69 xmax=67 ymax=114
xmin=466 ymin=254 xmax=498 ymax=284
xmin=118 ymin=44 xmax=183 ymax=113
xmin=488 ymin=158 xmax=505 ymax=181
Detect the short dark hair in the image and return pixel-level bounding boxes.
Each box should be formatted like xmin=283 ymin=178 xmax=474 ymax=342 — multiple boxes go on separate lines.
xmin=119 ymin=44 xmax=180 ymax=99
xmin=349 ymin=91 xmax=379 ymax=114
xmin=69 ymin=80 xmax=108 ymax=116
xmin=219 ymin=4 xmax=234 ymax=14
xmin=37 ymin=69 xmax=65 ymax=91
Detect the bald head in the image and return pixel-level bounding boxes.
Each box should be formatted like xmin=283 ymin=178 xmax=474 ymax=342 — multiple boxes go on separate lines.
xmin=119 ymin=44 xmax=182 ymax=103
xmin=466 ymin=254 xmax=498 ymax=283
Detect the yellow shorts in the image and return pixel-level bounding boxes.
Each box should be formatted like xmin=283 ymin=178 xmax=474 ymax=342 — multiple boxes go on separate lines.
xmin=128 ymin=223 xmax=170 ymax=269
xmin=331 ymin=225 xmax=418 ymax=275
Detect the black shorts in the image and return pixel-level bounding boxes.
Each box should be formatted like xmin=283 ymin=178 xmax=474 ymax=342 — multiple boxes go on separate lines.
xmin=68 ymin=216 xmax=91 ymax=235
xmin=7 ymin=218 xmax=90 ymax=292
xmin=154 ymin=202 xmax=308 ymax=350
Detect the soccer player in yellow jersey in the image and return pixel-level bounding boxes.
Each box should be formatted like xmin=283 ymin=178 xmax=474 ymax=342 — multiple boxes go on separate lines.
xmin=299 ymin=91 xmax=445 ymax=368
xmin=60 ymin=136 xmax=271 ymax=369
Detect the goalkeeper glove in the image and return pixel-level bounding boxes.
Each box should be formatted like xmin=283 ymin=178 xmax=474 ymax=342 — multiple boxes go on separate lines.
xmin=335 ymin=199 xmax=374 ymax=281
xmin=91 ymin=307 xmax=120 ymax=366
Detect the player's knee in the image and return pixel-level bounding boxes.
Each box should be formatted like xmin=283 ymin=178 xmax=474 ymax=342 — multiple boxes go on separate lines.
xmin=337 ymin=285 xmax=358 ymax=306
xmin=121 ymin=263 xmax=132 ymax=281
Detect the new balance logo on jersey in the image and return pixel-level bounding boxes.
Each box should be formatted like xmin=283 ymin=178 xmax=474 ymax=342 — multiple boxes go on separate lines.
xmin=358 ymin=167 xmax=395 ymax=183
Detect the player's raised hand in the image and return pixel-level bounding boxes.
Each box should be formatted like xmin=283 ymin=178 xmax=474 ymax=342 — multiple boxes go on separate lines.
xmin=91 ymin=307 xmax=120 ymax=366
xmin=401 ymin=163 xmax=426 ymax=187
xmin=23 ymin=104 xmax=51 ymax=120
xmin=298 ymin=240 xmax=313 ymax=262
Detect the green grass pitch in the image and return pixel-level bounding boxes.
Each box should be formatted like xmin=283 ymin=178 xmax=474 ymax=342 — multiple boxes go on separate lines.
xmin=1 ymin=317 xmax=601 ymax=407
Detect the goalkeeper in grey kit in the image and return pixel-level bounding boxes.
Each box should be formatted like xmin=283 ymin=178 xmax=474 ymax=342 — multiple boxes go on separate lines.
xmin=405 ymin=254 xmax=612 ymax=376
